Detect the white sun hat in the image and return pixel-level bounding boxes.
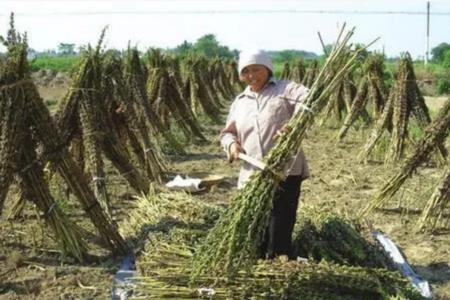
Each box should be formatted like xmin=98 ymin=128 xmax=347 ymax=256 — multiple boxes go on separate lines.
xmin=238 ymin=49 xmax=273 ymax=75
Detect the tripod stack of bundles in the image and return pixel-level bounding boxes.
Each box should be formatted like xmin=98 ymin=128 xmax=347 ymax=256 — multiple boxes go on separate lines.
xmin=190 ymin=26 xmax=380 ymax=280
xmin=146 ymin=49 xmax=207 ymax=143
xmin=0 ymin=16 xmax=129 ymax=261
xmin=208 ymin=58 xmax=236 ymax=103
xmin=362 ymin=96 xmax=450 ymax=232
xmin=102 ymin=51 xmax=166 ymax=183
xmin=184 ymin=57 xmax=223 ymax=123
xmin=124 ymin=189 xmax=425 ymax=299
xmin=321 ymin=71 xmax=358 ymax=125
xmin=289 ymin=58 xmax=306 ymax=84
xmin=337 ymin=53 xmax=388 ymax=139
xmin=55 ymin=30 xmax=150 ymax=216
xmin=302 ymin=59 xmax=319 ymax=88
xmin=358 ymin=52 xmax=446 ymax=163
xmin=124 ymin=47 xmax=184 ymax=153
xmin=225 ymin=58 xmax=245 ymax=92
xmin=280 ymin=62 xmax=291 ymax=79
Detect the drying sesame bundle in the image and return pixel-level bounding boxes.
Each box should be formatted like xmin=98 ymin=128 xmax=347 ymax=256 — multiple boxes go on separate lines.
xmin=358 ymin=53 xmax=445 ymax=163
xmin=361 ymin=97 xmax=450 ymax=229
xmin=0 ymin=16 xmax=129 ymax=260
xmin=337 ymin=53 xmax=387 ymax=139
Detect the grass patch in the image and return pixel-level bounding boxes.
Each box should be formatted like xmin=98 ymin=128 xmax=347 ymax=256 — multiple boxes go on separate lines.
xmin=44 ymin=99 xmax=58 ymax=111
xmin=30 ymin=55 xmax=80 ymax=73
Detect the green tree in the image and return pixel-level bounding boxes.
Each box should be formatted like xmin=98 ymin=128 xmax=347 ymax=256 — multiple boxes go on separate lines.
xmin=443 ymin=49 xmax=450 ymax=69
xmin=274 ymin=50 xmax=297 ymax=63
xmin=173 ymin=40 xmax=193 ymax=58
xmin=192 ymin=34 xmax=235 ymax=58
xmin=57 ymin=42 xmax=76 ymax=55
xmin=193 ymin=34 xmax=220 ymax=57
xmin=431 ymin=42 xmax=450 ymax=62
xmin=269 ymin=49 xmax=318 ymax=64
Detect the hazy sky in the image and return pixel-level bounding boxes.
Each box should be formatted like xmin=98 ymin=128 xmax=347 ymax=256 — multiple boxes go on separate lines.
xmin=0 ymin=0 xmax=449 ymax=58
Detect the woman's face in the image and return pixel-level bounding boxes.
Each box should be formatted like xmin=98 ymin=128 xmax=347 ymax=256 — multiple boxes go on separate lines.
xmin=240 ymin=64 xmax=270 ymax=92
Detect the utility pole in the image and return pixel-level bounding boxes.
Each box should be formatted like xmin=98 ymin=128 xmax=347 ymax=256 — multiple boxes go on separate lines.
xmin=425 ymin=1 xmax=430 ymax=66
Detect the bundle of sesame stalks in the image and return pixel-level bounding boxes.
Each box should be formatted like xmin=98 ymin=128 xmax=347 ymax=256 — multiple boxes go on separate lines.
xmin=225 ymin=59 xmax=245 ymax=91
xmin=202 ymin=57 xmax=230 ymax=106
xmin=120 ymin=185 xmax=222 ymax=243
xmin=280 ymin=62 xmax=291 ymax=79
xmin=337 ymin=53 xmax=387 ymax=139
xmin=361 ymin=97 xmax=450 ymax=221
xmin=146 ymin=50 xmax=207 ymax=143
xmin=125 ymin=190 xmax=423 ymax=299
xmin=136 ymin=235 xmax=424 ymax=300
xmin=124 ymin=47 xmax=184 ymax=153
xmin=301 ymin=59 xmax=319 ymax=88
xmin=136 ymin=256 xmax=424 ymax=300
xmin=289 ymin=58 xmax=306 ymax=83
xmin=321 ymin=71 xmax=357 ymax=124
xmin=419 ymin=166 xmax=450 ymax=232
xmin=190 ymin=25 xmax=378 ymax=280
xmin=358 ymin=53 xmax=446 ymax=163
xmin=55 ymin=31 xmax=150 ymax=210
xmin=103 ymin=52 xmax=166 ymax=183
xmin=185 ymin=57 xmax=222 ymax=123
xmin=293 ymin=206 xmax=392 ymax=269
xmin=0 ymin=14 xmax=128 ymax=259
xmin=0 ymin=37 xmax=88 ymax=259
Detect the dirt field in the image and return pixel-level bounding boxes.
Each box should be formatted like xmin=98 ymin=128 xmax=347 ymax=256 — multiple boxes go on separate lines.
xmin=425 ymin=96 xmax=448 ymax=113
xmin=0 ymin=86 xmax=449 ymax=299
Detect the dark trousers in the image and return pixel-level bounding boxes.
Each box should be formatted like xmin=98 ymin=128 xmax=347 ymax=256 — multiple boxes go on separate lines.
xmin=259 ymin=175 xmax=302 ymax=259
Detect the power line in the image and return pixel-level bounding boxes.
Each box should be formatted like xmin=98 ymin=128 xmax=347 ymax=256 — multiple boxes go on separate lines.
xmin=2 ymin=9 xmax=450 ymax=17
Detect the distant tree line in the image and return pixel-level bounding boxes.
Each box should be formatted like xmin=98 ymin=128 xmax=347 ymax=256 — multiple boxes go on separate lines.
xmin=20 ymin=35 xmax=450 ymax=65
xmin=169 ymin=34 xmax=318 ymax=61
xmin=169 ymin=34 xmax=238 ymax=59
xmin=23 ymin=34 xmax=319 ymax=61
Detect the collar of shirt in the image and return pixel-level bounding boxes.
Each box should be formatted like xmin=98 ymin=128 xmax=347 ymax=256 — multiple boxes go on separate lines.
xmin=241 ymin=77 xmax=277 ymax=99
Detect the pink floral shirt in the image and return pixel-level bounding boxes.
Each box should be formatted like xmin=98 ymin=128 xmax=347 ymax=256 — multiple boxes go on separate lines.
xmin=220 ymin=79 xmax=310 ymax=188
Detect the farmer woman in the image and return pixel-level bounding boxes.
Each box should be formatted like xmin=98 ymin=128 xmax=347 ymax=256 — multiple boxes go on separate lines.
xmin=220 ymin=49 xmax=310 ymax=259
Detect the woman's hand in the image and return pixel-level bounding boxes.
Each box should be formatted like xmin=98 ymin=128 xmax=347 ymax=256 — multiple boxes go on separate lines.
xmin=229 ymin=142 xmax=242 ymax=163
xmin=273 ymin=124 xmax=292 ymax=140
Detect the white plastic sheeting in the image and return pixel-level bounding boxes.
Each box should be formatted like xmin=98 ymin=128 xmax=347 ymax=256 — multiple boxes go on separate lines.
xmin=111 ymin=255 xmax=137 ymax=300
xmin=372 ymin=230 xmax=432 ymax=298
xmin=165 ymin=175 xmax=204 ymax=192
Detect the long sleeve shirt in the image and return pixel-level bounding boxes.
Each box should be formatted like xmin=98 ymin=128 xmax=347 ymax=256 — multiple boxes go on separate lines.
xmin=220 ymin=78 xmax=310 ymax=189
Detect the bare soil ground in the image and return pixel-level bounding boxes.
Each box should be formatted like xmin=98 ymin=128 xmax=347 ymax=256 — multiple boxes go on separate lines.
xmin=0 ymin=86 xmax=449 ymax=299
xmin=425 ymin=96 xmax=448 ymax=113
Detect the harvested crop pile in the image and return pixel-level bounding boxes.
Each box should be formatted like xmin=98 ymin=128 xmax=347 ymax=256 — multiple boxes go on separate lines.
xmin=293 ymin=206 xmax=392 ymax=269
xmin=123 ymin=189 xmax=425 ymax=300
